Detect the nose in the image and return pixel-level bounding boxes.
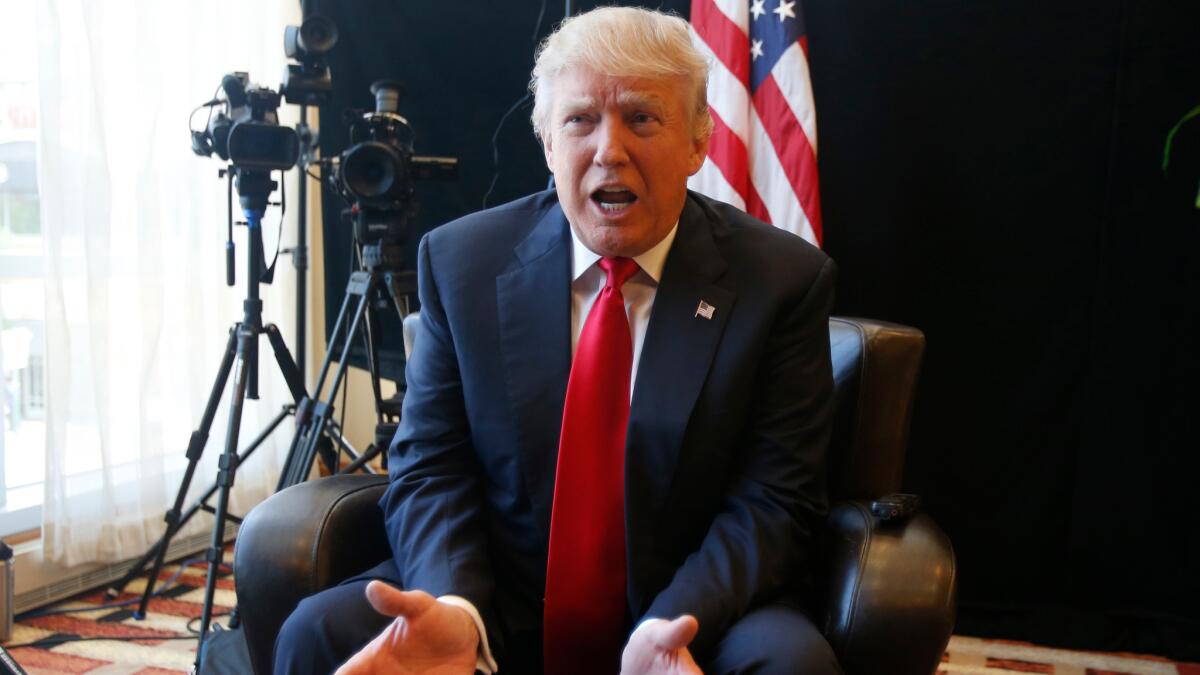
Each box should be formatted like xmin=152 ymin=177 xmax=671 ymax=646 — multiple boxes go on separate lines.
xmin=593 ymin=117 xmax=630 ymax=168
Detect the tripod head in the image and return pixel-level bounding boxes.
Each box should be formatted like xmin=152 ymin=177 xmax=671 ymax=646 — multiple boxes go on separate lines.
xmin=235 ymin=168 xmax=277 ymax=215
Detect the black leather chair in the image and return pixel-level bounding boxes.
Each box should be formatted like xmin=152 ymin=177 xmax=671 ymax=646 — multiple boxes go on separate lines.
xmin=235 ymin=317 xmax=956 ymax=675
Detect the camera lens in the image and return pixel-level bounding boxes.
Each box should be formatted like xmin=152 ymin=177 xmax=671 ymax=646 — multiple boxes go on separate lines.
xmin=342 ymin=141 xmax=403 ymax=201
xmin=299 ymin=16 xmax=338 ymax=55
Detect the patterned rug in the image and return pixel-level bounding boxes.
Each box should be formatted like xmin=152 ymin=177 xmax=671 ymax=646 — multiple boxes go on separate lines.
xmin=3 ymin=560 xmax=1198 ymax=675
xmin=4 ymin=556 xmax=234 ymax=674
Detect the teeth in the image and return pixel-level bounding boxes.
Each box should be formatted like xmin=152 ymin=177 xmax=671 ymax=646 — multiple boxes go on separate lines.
xmin=598 ymin=201 xmax=631 ymax=212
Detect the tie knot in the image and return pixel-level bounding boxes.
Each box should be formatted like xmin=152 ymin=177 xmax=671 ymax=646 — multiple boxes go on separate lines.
xmin=598 ymin=257 xmax=638 ymax=290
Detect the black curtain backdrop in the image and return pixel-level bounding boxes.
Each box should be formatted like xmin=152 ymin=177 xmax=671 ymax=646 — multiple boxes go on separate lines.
xmin=305 ymin=0 xmax=1200 ymax=658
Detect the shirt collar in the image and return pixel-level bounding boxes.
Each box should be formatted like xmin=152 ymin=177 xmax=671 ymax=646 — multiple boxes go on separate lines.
xmin=570 ymin=221 xmax=680 ymax=283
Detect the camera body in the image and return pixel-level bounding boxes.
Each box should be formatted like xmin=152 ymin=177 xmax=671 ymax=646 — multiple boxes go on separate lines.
xmin=193 ymin=72 xmax=300 ymax=173
xmin=326 ymin=81 xmax=457 ymax=249
xmin=282 ymin=16 xmax=338 ymax=106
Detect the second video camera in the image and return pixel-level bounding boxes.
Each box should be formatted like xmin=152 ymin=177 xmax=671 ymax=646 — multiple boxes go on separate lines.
xmin=324 ymin=80 xmax=457 ymax=245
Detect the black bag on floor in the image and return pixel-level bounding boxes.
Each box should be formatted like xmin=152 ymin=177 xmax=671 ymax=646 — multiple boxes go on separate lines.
xmin=198 ymin=623 xmax=253 ymax=675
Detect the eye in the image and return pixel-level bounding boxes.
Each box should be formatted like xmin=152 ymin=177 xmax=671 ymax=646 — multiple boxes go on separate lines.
xmin=562 ymin=113 xmax=593 ymax=130
xmin=631 ymin=112 xmax=655 ymax=124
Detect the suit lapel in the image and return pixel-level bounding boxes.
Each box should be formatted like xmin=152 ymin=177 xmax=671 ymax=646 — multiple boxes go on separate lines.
xmin=625 ymin=196 xmax=736 ymax=583
xmin=496 ymin=204 xmax=572 ymax=544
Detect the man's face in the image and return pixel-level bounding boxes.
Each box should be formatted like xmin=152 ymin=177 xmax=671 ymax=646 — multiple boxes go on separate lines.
xmin=543 ymin=66 xmax=708 ymax=258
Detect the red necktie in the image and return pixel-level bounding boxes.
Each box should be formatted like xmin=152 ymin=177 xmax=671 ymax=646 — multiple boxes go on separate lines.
xmin=544 ymin=256 xmax=639 ymax=675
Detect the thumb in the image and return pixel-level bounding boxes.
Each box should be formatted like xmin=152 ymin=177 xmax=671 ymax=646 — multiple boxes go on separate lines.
xmin=649 ymin=615 xmax=699 ymax=651
xmin=363 ymin=581 xmax=436 ymax=619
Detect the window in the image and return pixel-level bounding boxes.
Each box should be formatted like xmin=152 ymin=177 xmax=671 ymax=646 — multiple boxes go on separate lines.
xmin=0 ymin=0 xmax=45 ymax=535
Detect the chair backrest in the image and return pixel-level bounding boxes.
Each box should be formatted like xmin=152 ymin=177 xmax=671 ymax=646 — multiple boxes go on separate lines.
xmin=826 ymin=317 xmax=926 ymax=501
xmin=403 ymin=312 xmax=924 ymax=501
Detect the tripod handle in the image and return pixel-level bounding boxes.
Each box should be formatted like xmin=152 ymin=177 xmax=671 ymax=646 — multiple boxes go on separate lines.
xmin=226 ymin=241 xmax=235 ymax=286
xmin=226 ymin=165 xmax=236 ymax=287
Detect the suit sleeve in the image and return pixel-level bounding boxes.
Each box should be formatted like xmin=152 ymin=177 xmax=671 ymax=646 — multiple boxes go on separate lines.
xmin=643 ymin=256 xmax=836 ymax=653
xmin=378 ymin=233 xmax=498 ymax=635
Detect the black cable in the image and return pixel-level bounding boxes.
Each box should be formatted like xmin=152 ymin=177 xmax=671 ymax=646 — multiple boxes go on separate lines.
xmin=482 ymin=0 xmax=549 ymax=209
xmin=482 ymin=94 xmax=533 ymax=209
xmin=188 ymin=84 xmax=224 ymax=135
xmin=8 ymin=558 xmax=236 ymax=651
xmin=186 ymin=612 xmax=233 ymax=635
xmin=261 ymin=169 xmax=286 ymax=284
xmin=4 ymin=635 xmax=200 ymax=649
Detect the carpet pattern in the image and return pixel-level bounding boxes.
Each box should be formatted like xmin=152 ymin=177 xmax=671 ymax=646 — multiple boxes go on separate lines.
xmin=3 ymin=562 xmax=1198 ymax=675
xmin=5 ymin=557 xmax=234 ymax=674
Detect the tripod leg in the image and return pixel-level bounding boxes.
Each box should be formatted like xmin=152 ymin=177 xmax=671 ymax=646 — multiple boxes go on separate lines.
xmin=276 ymin=274 xmax=363 ymax=490
xmin=107 ymin=326 xmax=238 ymax=612
xmin=360 ymin=291 xmax=387 ymax=425
xmin=278 ymin=286 xmax=373 ymax=489
xmin=195 ymin=328 xmax=253 ymax=671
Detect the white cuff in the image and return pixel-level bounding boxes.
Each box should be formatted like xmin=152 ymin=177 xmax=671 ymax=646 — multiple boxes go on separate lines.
xmin=437 ymin=595 xmax=499 ymax=674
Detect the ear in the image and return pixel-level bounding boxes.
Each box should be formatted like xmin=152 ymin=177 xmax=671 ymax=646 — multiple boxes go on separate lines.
xmin=542 ymin=132 xmax=555 ymax=173
xmin=686 ymin=130 xmax=709 ymax=177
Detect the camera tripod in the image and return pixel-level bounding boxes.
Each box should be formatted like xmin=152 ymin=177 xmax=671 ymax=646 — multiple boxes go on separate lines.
xmin=102 ymin=169 xmax=352 ymax=673
xmin=277 ymin=236 xmax=414 ymax=489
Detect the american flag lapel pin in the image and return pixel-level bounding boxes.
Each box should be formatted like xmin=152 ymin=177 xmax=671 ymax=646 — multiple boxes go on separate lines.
xmin=695 ymin=300 xmax=716 ymax=320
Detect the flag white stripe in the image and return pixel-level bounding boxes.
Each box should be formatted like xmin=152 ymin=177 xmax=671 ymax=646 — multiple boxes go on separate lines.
xmin=690 ymin=27 xmax=751 ymax=146
xmin=771 ymin=42 xmax=819 ymax=155
xmin=690 ymin=157 xmax=746 ymax=211
xmin=749 ymin=107 xmax=816 ymax=241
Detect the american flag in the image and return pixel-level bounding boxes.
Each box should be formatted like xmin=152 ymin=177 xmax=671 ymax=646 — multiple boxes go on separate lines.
xmin=688 ymin=0 xmax=823 ymax=247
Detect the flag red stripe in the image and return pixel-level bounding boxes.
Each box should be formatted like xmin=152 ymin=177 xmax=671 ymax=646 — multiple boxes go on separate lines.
xmin=690 ymin=0 xmax=750 ymax=83
xmin=752 ymin=73 xmax=823 ymax=241
xmin=707 ymin=107 xmax=771 ymax=223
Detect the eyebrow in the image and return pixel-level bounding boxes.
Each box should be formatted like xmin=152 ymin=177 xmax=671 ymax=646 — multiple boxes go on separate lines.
xmin=558 ymin=95 xmax=599 ymax=113
xmin=616 ymin=91 xmax=667 ymax=110
xmin=557 ymin=91 xmax=668 ymax=113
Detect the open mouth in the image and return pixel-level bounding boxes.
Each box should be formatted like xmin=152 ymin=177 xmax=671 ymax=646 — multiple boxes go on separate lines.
xmin=591 ymin=187 xmax=638 ymax=213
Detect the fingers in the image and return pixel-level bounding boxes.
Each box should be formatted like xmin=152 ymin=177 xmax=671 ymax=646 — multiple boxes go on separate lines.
xmin=364 ymin=580 xmax=436 ymax=618
xmin=649 ymin=614 xmax=699 ymax=651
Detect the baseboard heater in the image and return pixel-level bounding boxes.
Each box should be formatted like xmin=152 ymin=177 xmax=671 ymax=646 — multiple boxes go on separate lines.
xmin=14 ymin=523 xmax=237 ymax=615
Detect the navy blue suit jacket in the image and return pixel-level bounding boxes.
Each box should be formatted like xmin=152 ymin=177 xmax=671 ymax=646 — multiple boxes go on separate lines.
xmin=376 ymin=189 xmax=835 ymax=665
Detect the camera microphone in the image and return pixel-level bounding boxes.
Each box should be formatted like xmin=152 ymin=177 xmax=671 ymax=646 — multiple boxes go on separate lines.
xmin=222 ymin=73 xmax=248 ymax=109
xmin=371 ymin=80 xmax=403 ymax=115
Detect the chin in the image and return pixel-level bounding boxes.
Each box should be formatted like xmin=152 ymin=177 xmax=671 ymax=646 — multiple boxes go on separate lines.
xmin=580 ymin=229 xmax=646 ymax=258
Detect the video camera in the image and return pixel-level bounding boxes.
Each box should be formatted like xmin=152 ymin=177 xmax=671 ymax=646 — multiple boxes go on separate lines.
xmin=321 ymin=80 xmax=457 ymax=265
xmin=282 ymin=15 xmax=338 ymax=106
xmin=191 ymin=72 xmax=299 ymax=175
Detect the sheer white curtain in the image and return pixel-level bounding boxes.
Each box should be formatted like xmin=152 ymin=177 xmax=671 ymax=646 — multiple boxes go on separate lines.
xmin=36 ymin=0 xmax=304 ymax=566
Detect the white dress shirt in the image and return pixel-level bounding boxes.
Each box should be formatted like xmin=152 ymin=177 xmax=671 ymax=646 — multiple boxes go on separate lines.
xmin=444 ymin=220 xmax=681 ymax=674
xmin=570 ymin=222 xmax=679 ymax=396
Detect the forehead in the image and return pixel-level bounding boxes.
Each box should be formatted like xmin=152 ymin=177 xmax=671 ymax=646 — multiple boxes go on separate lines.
xmin=551 ymin=67 xmax=687 ymax=111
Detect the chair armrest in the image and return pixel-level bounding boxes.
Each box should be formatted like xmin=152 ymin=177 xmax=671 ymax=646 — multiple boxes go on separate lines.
xmin=823 ymin=500 xmax=957 ymax=675
xmin=234 ymin=474 xmax=391 ymax=675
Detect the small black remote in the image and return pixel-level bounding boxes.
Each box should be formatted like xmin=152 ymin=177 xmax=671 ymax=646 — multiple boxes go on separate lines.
xmin=870 ymin=493 xmax=921 ymax=522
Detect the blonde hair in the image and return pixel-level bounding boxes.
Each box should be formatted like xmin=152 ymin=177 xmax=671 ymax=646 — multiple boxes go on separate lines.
xmin=530 ymin=6 xmax=712 ymax=144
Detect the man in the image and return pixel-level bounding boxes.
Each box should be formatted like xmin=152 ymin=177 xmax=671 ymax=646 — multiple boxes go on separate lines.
xmin=275 ymin=7 xmax=840 ymax=674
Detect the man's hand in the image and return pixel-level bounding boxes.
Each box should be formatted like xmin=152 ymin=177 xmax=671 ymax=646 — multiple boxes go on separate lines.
xmin=621 ymin=615 xmax=703 ymax=675
xmin=334 ymin=581 xmax=480 ymax=675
